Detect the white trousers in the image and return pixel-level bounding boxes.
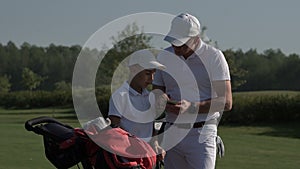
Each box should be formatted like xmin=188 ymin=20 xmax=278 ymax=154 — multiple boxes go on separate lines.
xmin=163 ymin=124 xmax=217 ymax=169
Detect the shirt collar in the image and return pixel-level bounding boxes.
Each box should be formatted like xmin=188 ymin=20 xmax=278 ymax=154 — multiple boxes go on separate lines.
xmin=195 ymin=39 xmax=205 ymax=56
xmin=178 ymin=39 xmax=204 ymax=60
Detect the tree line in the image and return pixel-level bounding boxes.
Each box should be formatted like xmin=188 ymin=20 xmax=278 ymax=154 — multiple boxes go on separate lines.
xmin=1 ymin=24 xmax=300 ymax=93
xmin=224 ymin=48 xmax=300 ymax=91
xmin=0 ymin=41 xmax=80 ymax=91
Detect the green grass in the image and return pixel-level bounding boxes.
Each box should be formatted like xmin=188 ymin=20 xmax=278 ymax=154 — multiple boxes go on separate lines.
xmin=0 ymin=108 xmax=80 ymax=169
xmin=1 ymin=108 xmax=300 ymax=169
xmin=233 ymin=90 xmax=300 ymax=96
xmin=216 ymin=124 xmax=300 ymax=169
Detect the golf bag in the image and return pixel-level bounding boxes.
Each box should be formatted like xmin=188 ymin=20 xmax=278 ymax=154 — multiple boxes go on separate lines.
xmin=25 ymin=116 xmax=157 ymax=169
xmin=85 ymin=127 xmax=157 ymax=169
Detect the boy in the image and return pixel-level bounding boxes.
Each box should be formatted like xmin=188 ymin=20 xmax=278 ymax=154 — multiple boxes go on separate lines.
xmin=108 ymin=49 xmax=165 ymax=157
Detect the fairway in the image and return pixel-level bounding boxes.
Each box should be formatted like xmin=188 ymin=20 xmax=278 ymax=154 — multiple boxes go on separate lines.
xmin=216 ymin=125 xmax=300 ymax=169
xmin=0 ymin=108 xmax=81 ymax=169
xmin=1 ymin=108 xmax=300 ymax=169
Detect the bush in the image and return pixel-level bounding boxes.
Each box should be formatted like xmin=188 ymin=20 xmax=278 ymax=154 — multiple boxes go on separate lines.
xmin=0 ymin=86 xmax=111 ymax=111
xmin=0 ymin=90 xmax=72 ymax=109
xmin=2 ymin=89 xmax=299 ymax=125
xmin=221 ymin=91 xmax=300 ymax=125
xmin=96 ymin=86 xmax=111 ymax=117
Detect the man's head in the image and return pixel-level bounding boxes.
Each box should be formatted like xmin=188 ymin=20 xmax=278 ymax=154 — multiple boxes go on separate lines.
xmin=128 ymin=49 xmax=165 ymax=89
xmin=164 ymin=13 xmax=201 ymax=47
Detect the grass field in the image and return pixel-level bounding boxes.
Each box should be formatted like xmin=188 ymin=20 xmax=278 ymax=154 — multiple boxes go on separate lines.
xmin=216 ymin=124 xmax=300 ymax=169
xmin=0 ymin=108 xmax=81 ymax=169
xmin=233 ymin=90 xmax=300 ymax=96
xmin=1 ymin=108 xmax=300 ymax=169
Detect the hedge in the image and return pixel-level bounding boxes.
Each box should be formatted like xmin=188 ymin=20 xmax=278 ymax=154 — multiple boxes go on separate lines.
xmin=221 ymin=91 xmax=300 ymax=125
xmin=0 ymin=86 xmax=111 ymax=112
xmin=0 ymin=90 xmax=73 ymax=109
xmin=1 ymin=90 xmax=299 ymax=124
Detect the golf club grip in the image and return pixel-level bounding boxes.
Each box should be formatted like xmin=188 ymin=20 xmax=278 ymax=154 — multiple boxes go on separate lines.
xmin=25 ymin=116 xmax=66 ymax=132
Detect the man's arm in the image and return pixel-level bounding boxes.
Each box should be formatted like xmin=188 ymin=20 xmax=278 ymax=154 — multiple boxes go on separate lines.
xmin=153 ymin=80 xmax=232 ymax=114
xmin=214 ymin=80 xmax=232 ymax=111
xmin=193 ymin=80 xmax=232 ymax=113
xmin=168 ymin=80 xmax=232 ymax=115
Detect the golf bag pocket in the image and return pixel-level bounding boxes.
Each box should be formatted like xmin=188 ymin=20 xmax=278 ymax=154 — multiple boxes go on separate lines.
xmin=86 ymin=127 xmax=157 ymax=169
xmin=41 ymin=123 xmax=86 ymax=169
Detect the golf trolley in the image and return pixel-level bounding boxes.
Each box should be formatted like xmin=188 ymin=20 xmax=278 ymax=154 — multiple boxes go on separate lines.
xmin=25 ymin=116 xmax=158 ymax=169
xmin=25 ymin=116 xmax=93 ymax=169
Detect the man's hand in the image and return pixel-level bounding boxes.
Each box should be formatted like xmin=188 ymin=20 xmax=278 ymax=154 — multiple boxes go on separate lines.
xmin=165 ymin=99 xmax=192 ymax=115
xmin=178 ymin=100 xmax=192 ymax=114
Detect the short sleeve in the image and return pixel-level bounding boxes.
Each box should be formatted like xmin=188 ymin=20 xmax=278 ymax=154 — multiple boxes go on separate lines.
xmin=153 ymin=69 xmax=165 ymax=87
xmin=108 ymin=97 xmax=122 ymax=117
xmin=210 ymin=50 xmax=231 ymax=81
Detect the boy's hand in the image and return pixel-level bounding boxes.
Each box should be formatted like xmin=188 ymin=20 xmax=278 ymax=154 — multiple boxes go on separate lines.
xmin=152 ymin=140 xmax=166 ymax=161
xmin=151 ymin=89 xmax=169 ymax=116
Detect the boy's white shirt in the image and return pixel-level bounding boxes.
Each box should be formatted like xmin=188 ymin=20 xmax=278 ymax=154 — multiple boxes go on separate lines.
xmin=108 ymin=81 xmax=156 ymax=142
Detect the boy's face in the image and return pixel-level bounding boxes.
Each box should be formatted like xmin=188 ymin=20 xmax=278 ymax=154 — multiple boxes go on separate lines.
xmin=132 ymin=69 xmax=156 ymax=89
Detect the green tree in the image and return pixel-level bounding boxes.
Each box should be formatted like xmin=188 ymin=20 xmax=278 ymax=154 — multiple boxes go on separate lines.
xmin=0 ymin=75 xmax=11 ymax=92
xmin=97 ymin=23 xmax=152 ymax=86
xmin=238 ymin=48 xmax=289 ymax=91
xmin=4 ymin=41 xmax=21 ymax=90
xmin=223 ymin=49 xmax=247 ymax=90
xmin=200 ymin=27 xmax=247 ymax=90
xmin=21 ymin=67 xmax=46 ymax=91
xmin=276 ymin=53 xmax=300 ymax=90
xmin=54 ymin=81 xmax=71 ymax=91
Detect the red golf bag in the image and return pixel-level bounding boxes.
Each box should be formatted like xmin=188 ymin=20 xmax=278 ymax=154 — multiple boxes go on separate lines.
xmin=25 ymin=116 xmax=157 ymax=169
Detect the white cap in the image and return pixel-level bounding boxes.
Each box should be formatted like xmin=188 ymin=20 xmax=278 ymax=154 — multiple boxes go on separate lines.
xmin=128 ymin=49 xmax=166 ymax=70
xmin=164 ymin=13 xmax=201 ymax=46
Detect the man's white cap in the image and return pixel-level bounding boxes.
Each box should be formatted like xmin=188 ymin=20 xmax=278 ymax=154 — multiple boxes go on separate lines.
xmin=128 ymin=49 xmax=166 ymax=70
xmin=164 ymin=13 xmax=201 ymax=46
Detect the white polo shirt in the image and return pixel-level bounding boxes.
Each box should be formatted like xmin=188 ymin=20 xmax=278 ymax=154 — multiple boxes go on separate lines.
xmin=153 ymin=40 xmax=230 ymax=123
xmin=108 ymin=81 xmax=156 ymax=142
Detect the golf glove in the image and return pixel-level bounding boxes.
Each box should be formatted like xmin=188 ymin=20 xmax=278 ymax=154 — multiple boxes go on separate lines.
xmin=216 ymin=135 xmax=225 ymax=158
xmin=83 ymin=117 xmax=111 ymax=133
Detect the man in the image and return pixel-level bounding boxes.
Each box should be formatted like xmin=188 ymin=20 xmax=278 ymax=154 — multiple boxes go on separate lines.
xmin=153 ymin=13 xmax=232 ymax=169
xmin=108 ymin=49 xmax=165 ymax=160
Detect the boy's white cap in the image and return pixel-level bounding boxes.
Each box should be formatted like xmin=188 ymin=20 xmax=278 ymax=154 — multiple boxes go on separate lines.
xmin=128 ymin=49 xmax=166 ymax=69
xmin=164 ymin=13 xmax=201 ymax=47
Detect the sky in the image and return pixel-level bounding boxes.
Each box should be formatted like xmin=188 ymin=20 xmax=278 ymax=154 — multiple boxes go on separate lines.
xmin=1 ymin=0 xmax=300 ymax=55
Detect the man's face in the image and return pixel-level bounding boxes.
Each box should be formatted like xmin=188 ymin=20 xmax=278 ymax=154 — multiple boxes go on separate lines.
xmin=132 ymin=69 xmax=156 ymax=89
xmin=172 ymin=37 xmax=198 ymax=57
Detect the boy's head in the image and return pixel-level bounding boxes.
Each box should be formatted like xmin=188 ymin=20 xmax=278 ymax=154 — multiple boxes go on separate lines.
xmin=128 ymin=49 xmax=165 ymax=70
xmin=128 ymin=49 xmax=165 ymax=89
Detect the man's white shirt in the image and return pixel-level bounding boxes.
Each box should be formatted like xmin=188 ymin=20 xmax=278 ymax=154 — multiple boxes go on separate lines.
xmin=153 ymin=40 xmax=230 ymax=123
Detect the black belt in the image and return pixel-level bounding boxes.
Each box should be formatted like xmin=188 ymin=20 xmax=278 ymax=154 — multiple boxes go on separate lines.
xmin=166 ymin=119 xmax=218 ymax=129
